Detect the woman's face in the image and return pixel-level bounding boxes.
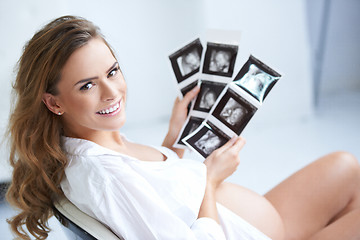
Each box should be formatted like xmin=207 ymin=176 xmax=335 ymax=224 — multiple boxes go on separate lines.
xmin=53 ymin=38 xmax=127 ymax=138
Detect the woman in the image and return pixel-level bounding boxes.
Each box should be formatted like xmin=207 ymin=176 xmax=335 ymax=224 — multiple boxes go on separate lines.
xmin=6 ymin=15 xmax=360 ymax=240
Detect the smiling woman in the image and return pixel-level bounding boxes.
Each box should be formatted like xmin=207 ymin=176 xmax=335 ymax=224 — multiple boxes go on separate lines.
xmin=5 ymin=16 xmax=119 ymax=239
xmin=6 ymin=15 xmax=360 ymax=240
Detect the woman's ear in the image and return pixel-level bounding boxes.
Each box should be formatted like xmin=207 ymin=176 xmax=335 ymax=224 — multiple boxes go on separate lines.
xmin=42 ymin=93 xmax=64 ymax=115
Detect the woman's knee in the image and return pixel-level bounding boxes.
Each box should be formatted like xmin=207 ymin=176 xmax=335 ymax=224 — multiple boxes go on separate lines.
xmin=331 ymin=151 xmax=358 ymax=164
xmin=328 ymin=151 xmax=359 ymax=172
xmin=323 ymin=151 xmax=360 ymax=185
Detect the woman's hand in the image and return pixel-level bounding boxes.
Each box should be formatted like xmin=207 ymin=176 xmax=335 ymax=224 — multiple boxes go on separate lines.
xmin=198 ymin=136 xmax=246 ymax=223
xmin=204 ymin=136 xmax=246 ymax=190
xmin=168 ymin=86 xmax=200 ymax=136
xmin=162 ymin=86 xmax=200 ymax=157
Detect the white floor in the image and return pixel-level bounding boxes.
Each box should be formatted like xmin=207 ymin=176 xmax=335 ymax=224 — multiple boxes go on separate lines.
xmin=1 ymin=92 xmax=359 ymax=239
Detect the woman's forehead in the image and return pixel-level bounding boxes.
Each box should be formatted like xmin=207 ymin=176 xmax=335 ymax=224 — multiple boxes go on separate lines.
xmin=60 ymin=38 xmax=116 ymax=81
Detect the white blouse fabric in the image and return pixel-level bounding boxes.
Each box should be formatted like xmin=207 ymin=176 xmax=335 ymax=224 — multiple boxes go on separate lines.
xmin=60 ymin=136 xmax=271 ymax=240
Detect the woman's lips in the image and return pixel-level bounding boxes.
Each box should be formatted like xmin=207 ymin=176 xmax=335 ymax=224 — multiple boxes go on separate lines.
xmin=96 ymin=100 xmax=122 ymax=116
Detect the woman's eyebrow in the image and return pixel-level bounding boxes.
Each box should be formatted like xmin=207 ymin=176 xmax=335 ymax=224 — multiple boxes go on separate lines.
xmin=107 ymin=61 xmax=118 ymax=73
xmin=74 ymin=77 xmax=98 ymax=87
xmin=74 ymin=62 xmax=119 ymax=87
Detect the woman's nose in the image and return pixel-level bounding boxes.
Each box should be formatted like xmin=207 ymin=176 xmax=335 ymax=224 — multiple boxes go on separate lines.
xmin=100 ymin=81 xmax=117 ymax=102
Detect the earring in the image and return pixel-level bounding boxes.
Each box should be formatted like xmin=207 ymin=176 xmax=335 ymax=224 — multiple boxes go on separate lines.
xmin=58 ymin=112 xmax=62 ymax=115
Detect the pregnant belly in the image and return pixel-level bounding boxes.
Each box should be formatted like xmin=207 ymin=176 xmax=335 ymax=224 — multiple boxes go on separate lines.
xmin=215 ymin=182 xmax=284 ymax=240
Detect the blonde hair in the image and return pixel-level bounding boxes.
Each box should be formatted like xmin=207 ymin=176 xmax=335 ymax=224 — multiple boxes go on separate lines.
xmin=6 ymin=15 xmax=110 ymax=239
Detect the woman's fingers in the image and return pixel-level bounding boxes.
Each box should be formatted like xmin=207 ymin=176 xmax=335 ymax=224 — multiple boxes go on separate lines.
xmin=231 ymin=137 xmax=246 ymax=152
xmin=215 ymin=136 xmax=245 ymax=155
xmin=181 ymin=85 xmax=200 ymax=106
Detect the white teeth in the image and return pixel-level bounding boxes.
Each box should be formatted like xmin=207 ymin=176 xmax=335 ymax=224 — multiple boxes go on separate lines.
xmin=98 ymin=102 xmax=121 ymax=115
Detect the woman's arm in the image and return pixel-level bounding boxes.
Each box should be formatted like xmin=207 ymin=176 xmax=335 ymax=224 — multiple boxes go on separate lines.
xmin=198 ymin=137 xmax=246 ymax=223
xmin=163 ymin=83 xmax=246 ymax=224
xmin=162 ymin=86 xmax=200 ymax=158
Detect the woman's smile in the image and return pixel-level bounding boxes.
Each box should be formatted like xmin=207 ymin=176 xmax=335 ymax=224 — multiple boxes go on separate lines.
xmin=96 ymin=99 xmax=122 ymax=116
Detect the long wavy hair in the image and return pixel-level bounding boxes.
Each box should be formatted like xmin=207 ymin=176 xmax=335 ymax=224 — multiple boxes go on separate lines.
xmin=6 ymin=15 xmax=114 ymax=239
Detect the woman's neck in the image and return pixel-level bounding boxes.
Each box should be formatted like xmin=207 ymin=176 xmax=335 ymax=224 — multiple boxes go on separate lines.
xmin=64 ymin=129 xmax=126 ymax=152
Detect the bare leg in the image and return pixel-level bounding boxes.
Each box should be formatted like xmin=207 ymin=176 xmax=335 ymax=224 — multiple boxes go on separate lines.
xmin=264 ymin=151 xmax=360 ymax=240
xmin=216 ymin=182 xmax=285 ymax=240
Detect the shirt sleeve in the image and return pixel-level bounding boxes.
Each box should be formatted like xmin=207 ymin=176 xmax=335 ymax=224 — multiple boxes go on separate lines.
xmin=91 ymin=157 xmax=226 ymax=240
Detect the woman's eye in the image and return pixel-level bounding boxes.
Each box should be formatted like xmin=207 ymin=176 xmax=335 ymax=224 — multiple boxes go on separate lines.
xmin=108 ymin=67 xmax=119 ymax=78
xmin=80 ymin=82 xmax=94 ymax=91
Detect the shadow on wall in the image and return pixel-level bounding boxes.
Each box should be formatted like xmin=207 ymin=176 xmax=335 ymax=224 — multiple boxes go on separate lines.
xmin=306 ymin=0 xmax=360 ymax=107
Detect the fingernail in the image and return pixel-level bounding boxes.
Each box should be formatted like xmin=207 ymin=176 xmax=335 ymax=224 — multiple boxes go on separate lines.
xmin=230 ymin=136 xmax=237 ymax=143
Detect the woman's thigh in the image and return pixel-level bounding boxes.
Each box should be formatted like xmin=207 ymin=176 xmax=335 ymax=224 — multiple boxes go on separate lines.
xmin=216 ymin=182 xmax=285 ymax=240
xmin=264 ymin=151 xmax=360 ymax=240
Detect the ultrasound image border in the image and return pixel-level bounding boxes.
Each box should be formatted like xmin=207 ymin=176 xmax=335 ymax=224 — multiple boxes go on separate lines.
xmin=212 ymin=88 xmax=257 ymax=135
xmin=177 ymin=116 xmax=203 ymax=145
xmin=233 ymin=55 xmax=281 ymax=103
xmin=202 ymin=42 xmax=238 ymax=78
xmin=169 ymin=38 xmax=203 ymax=84
xmin=185 ymin=121 xmax=230 ymax=158
xmin=193 ymin=80 xmax=226 ymax=113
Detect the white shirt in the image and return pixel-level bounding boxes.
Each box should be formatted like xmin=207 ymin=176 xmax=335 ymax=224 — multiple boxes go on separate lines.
xmin=60 ymin=136 xmax=271 ymax=240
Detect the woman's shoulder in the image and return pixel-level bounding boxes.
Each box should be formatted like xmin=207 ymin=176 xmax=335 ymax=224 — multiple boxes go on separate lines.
xmin=61 ymin=136 xmax=127 ymax=180
xmin=60 ymin=137 xmax=121 ymax=200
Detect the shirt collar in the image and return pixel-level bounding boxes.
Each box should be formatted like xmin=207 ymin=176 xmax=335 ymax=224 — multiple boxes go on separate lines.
xmin=61 ymin=136 xmax=122 ymax=157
